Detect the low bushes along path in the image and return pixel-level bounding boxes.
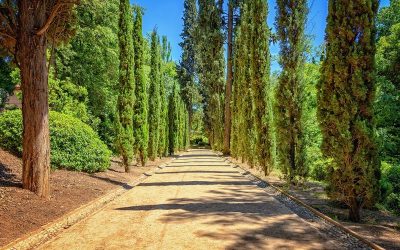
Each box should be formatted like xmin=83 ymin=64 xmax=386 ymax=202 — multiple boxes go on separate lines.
xmin=39 ymin=149 xmax=359 ymax=249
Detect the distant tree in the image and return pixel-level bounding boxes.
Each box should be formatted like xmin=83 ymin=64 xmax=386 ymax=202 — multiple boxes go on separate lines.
xmin=161 ymin=36 xmax=172 ymax=62
xmin=318 ymin=0 xmax=380 ymax=222
xmin=275 ymin=0 xmax=308 ymax=182
xmin=0 ymin=0 xmax=77 ymax=198
xmin=116 ymin=0 xmax=135 ymax=172
xmin=196 ymin=0 xmax=225 ymax=150
xmin=179 ymin=0 xmax=198 ymax=130
xmin=148 ymin=30 xmax=162 ymax=160
xmin=168 ymin=82 xmax=181 ymax=154
xmin=158 ymin=61 xmax=167 ymax=157
xmin=377 ymin=0 xmax=400 ymax=37
xmin=132 ymin=6 xmax=149 ymax=166
xmin=375 ymin=0 xmax=400 ymax=163
xmin=223 ymin=0 xmax=234 ymax=155
xmin=0 ymin=57 xmax=14 ymax=108
xmin=55 ymin=0 xmax=120 ymax=148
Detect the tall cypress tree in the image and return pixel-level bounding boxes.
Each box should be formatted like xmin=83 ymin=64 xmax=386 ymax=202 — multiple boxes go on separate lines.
xmin=275 ymin=0 xmax=308 ymax=181
xmin=158 ymin=62 xmax=167 ymax=157
xmin=196 ymin=0 xmax=225 ymax=150
xmin=132 ymin=6 xmax=148 ymax=166
xmin=318 ymin=0 xmax=380 ymax=222
xmin=179 ymin=0 xmax=198 ymax=129
xmin=148 ymin=30 xmax=161 ymax=160
xmin=250 ymin=0 xmax=273 ymax=175
xmin=116 ymin=0 xmax=135 ymax=172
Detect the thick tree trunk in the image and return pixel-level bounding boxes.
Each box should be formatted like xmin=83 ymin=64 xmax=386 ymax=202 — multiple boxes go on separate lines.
xmin=348 ymin=198 xmax=361 ymax=222
xmin=223 ymin=1 xmax=233 ymax=155
xmin=17 ymin=1 xmax=50 ymax=198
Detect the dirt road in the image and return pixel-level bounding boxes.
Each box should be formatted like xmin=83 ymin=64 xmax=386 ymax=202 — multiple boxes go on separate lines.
xmin=39 ymin=149 xmax=341 ymax=250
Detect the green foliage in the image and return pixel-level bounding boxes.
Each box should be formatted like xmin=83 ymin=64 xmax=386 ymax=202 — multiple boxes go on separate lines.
xmin=250 ymin=0 xmax=273 ymax=174
xmin=0 ymin=57 xmax=14 ymax=108
xmin=158 ymin=37 xmax=174 ymax=157
xmin=302 ymin=63 xmax=330 ymax=181
xmin=196 ymin=0 xmax=225 ymax=150
xmin=115 ymin=0 xmax=135 ymax=169
xmin=132 ymin=7 xmax=149 ymax=166
xmin=318 ymin=0 xmax=380 ymax=221
xmin=148 ymin=30 xmax=162 ymax=160
xmin=380 ymin=162 xmax=400 ymax=214
xmin=230 ymin=0 xmax=273 ymax=174
xmin=48 ymin=73 xmax=93 ymax=125
xmin=55 ymin=0 xmax=120 ymax=148
xmin=275 ymin=0 xmax=308 ymax=181
xmin=0 ymin=110 xmax=111 ymax=172
xmin=377 ymin=0 xmax=400 ymax=37
xmin=168 ymin=82 xmax=190 ymax=154
xmin=179 ymin=0 xmax=198 ymax=127
xmin=376 ymin=16 xmax=400 ymax=163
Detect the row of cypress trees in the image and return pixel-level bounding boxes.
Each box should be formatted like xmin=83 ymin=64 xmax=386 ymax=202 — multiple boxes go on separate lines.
xmin=116 ymin=0 xmax=189 ymax=172
xmin=186 ymin=0 xmax=379 ymax=222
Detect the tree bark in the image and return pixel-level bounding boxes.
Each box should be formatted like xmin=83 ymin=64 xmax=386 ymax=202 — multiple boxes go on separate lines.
xmin=17 ymin=0 xmax=51 ymax=198
xmin=223 ymin=0 xmax=233 ymax=155
xmin=348 ymin=198 xmax=361 ymax=222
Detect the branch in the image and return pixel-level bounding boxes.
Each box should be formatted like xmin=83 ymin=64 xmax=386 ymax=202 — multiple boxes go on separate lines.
xmin=36 ymin=0 xmax=78 ymax=36
xmin=0 ymin=30 xmax=16 ymax=42
xmin=0 ymin=11 xmax=14 ymax=35
xmin=36 ymin=1 xmax=63 ymax=36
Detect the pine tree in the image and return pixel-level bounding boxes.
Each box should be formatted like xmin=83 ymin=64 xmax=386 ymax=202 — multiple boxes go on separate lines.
xmin=179 ymin=0 xmax=198 ymax=129
xmin=249 ymin=0 xmax=273 ymax=175
xmin=148 ymin=30 xmax=161 ymax=160
xmin=318 ymin=0 xmax=380 ymax=222
xmin=132 ymin=6 xmax=148 ymax=166
xmin=275 ymin=0 xmax=308 ymax=181
xmin=196 ymin=0 xmax=225 ymax=150
xmin=116 ymin=0 xmax=135 ymax=172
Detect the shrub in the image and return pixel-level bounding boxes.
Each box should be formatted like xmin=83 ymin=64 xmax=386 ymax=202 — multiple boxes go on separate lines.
xmin=380 ymin=161 xmax=400 ymax=214
xmin=0 ymin=110 xmax=111 ymax=172
xmin=386 ymin=193 xmax=400 ymax=215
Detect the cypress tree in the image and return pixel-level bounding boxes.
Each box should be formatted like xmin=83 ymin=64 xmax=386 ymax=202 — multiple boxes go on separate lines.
xmin=223 ymin=0 xmax=234 ymax=155
xmin=116 ymin=0 xmax=135 ymax=172
xmin=249 ymin=0 xmax=273 ymax=175
xmin=231 ymin=1 xmax=254 ymax=166
xmin=158 ymin=36 xmax=172 ymax=157
xmin=275 ymin=0 xmax=308 ymax=181
xmin=168 ymin=82 xmax=182 ymax=154
xmin=179 ymin=0 xmax=198 ymax=130
xmin=230 ymin=9 xmax=246 ymax=159
xmin=132 ymin=6 xmax=148 ymax=166
xmin=318 ymin=0 xmax=380 ymax=222
xmin=148 ymin=30 xmax=161 ymax=160
xmin=158 ymin=64 xmax=167 ymax=157
xmin=196 ymin=0 xmax=225 ymax=150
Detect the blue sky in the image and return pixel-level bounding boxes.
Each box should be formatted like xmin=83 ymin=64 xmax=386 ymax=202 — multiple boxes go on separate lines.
xmin=132 ymin=0 xmax=390 ymax=70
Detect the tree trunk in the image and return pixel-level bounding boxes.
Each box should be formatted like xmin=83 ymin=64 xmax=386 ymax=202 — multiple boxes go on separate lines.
xmin=17 ymin=0 xmax=51 ymax=198
xmin=223 ymin=1 xmax=233 ymax=155
xmin=348 ymin=198 xmax=361 ymax=222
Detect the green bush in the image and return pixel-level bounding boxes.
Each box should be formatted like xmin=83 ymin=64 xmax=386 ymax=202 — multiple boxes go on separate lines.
xmin=0 ymin=110 xmax=111 ymax=172
xmin=386 ymin=193 xmax=400 ymax=215
xmin=380 ymin=161 xmax=400 ymax=214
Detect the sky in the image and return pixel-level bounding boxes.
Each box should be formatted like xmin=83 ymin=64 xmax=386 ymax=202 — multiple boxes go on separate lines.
xmin=132 ymin=0 xmax=390 ymax=71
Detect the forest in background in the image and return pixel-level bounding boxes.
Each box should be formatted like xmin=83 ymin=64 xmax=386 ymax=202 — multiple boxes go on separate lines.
xmin=0 ymin=0 xmax=399 ymax=222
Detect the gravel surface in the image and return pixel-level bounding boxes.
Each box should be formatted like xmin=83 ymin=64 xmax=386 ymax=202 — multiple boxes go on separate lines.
xmin=231 ymin=163 xmax=372 ymax=249
xmin=38 ymin=149 xmax=357 ymax=250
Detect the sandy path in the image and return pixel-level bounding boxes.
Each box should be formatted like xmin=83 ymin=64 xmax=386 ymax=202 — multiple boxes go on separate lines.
xmin=39 ymin=149 xmax=341 ymax=250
